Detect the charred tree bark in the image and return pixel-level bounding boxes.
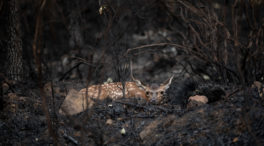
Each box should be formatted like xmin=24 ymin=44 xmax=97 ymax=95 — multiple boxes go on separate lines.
xmin=0 ymin=75 xmax=3 ymax=110
xmin=6 ymin=0 xmax=24 ymax=81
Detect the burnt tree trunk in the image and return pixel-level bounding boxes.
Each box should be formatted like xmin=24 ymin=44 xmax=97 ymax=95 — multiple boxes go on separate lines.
xmin=6 ymin=0 xmax=24 ymax=81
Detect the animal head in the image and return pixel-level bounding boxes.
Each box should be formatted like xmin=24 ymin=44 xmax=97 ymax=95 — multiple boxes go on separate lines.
xmin=131 ymin=75 xmax=174 ymax=104
xmin=130 ymin=61 xmax=174 ymax=104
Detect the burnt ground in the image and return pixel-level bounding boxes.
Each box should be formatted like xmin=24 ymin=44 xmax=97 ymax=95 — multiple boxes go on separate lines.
xmin=0 ymin=73 xmax=264 ymax=145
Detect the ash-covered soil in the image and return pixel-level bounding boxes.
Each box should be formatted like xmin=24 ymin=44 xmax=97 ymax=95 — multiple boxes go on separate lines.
xmin=1 ymin=79 xmax=263 ymax=145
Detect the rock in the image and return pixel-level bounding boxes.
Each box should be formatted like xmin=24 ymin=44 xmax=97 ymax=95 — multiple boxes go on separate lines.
xmin=59 ymin=89 xmax=90 ymax=115
xmin=187 ymin=95 xmax=208 ymax=108
xmin=106 ymin=119 xmax=113 ymax=125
